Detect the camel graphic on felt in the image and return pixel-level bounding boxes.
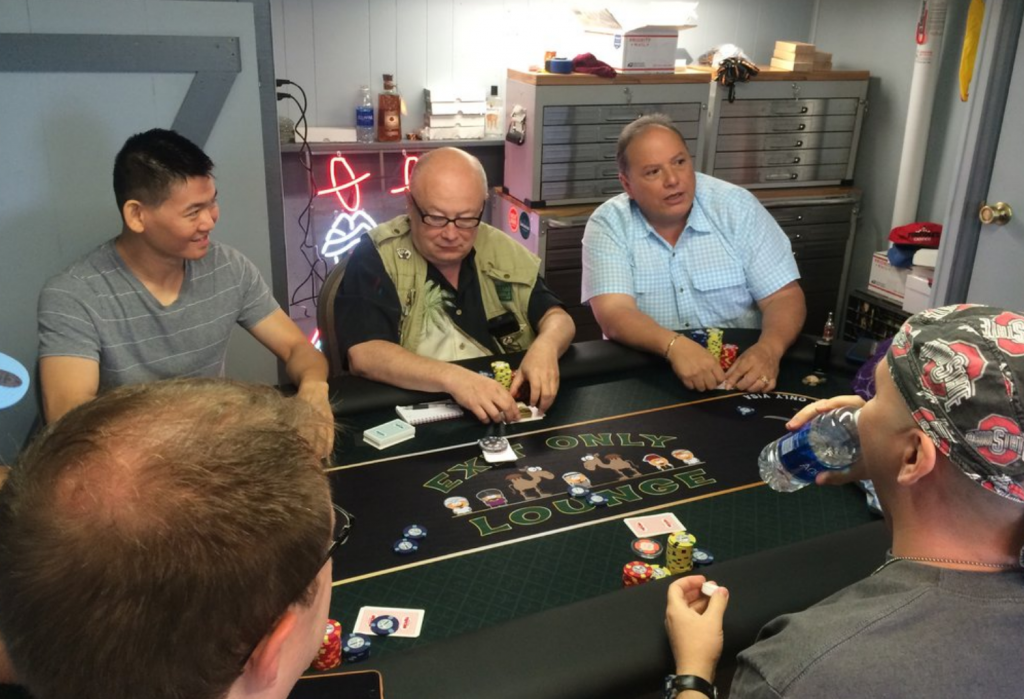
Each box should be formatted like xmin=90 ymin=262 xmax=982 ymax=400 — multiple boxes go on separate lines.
xmin=580 ymin=453 xmax=641 ymax=481
xmin=507 ymin=466 xmax=556 ymax=500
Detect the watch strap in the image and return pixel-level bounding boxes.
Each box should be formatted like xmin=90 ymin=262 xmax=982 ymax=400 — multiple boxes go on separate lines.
xmin=664 ymin=674 xmax=717 ymax=699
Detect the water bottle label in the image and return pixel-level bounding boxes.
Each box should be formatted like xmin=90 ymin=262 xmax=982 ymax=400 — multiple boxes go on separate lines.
xmin=356 ymin=107 xmax=374 ymax=127
xmin=777 ymin=429 xmax=829 ymax=483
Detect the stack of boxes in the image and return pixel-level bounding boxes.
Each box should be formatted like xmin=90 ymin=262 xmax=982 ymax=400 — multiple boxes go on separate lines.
xmin=423 ymin=89 xmax=486 ymax=140
xmin=867 ymin=251 xmax=936 ymax=311
xmin=770 ymin=41 xmax=832 ymax=72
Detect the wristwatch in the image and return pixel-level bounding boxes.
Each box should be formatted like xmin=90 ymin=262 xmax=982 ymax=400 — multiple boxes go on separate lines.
xmin=664 ymin=674 xmax=717 ymax=699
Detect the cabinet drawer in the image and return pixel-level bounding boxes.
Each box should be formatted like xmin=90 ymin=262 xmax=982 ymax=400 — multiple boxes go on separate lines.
xmin=545 ymin=225 xmax=586 ymax=250
xmin=546 ymin=269 xmax=583 ymax=303
xmin=714 ymin=148 xmax=849 ymax=170
xmin=541 ymin=161 xmax=622 ymax=182
xmin=716 ymin=131 xmax=854 ymax=152
xmin=543 ymin=120 xmax=700 ymax=146
xmin=542 ymin=142 xmax=618 ymax=164
xmin=715 ymin=163 xmax=848 ymax=186
xmin=544 ymin=102 xmax=700 ymax=126
xmin=541 ymin=178 xmax=623 ymax=201
xmin=768 ymin=203 xmax=855 ymax=226
xmin=718 ymin=98 xmax=859 ymax=118
xmin=717 ymin=114 xmax=857 ymax=136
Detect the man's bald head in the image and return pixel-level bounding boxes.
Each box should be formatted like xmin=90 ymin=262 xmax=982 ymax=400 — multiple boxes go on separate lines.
xmin=409 ymin=147 xmax=488 ymax=201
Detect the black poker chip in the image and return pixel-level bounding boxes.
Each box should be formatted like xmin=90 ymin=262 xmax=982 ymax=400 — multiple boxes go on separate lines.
xmin=693 ymin=547 xmax=715 ymax=566
xmin=736 ymin=405 xmax=756 ymax=417
xmin=393 ymin=538 xmax=419 ymax=555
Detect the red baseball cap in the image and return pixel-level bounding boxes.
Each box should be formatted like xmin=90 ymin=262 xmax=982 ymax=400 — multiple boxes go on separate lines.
xmin=889 ymin=221 xmax=942 ymax=248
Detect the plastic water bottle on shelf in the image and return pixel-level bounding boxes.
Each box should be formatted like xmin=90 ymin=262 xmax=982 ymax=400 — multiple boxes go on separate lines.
xmin=758 ymin=407 xmax=861 ymax=492
xmin=356 ymin=85 xmax=375 ymax=143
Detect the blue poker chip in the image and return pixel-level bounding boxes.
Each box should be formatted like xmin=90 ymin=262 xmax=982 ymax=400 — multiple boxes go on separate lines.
xmin=693 ymin=547 xmax=715 ymax=566
xmin=586 ymin=492 xmax=609 ymax=507
xmin=568 ymin=485 xmax=590 ymax=498
xmin=369 ymin=614 xmax=400 ymax=636
xmin=403 ymin=524 xmax=428 ymax=540
xmin=393 ymin=537 xmax=419 ymax=555
xmin=736 ymin=405 xmax=756 ymax=417
xmin=341 ymin=633 xmax=372 ymax=658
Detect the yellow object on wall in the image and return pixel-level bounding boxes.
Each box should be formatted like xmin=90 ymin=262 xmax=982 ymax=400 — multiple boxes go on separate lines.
xmin=960 ymin=0 xmax=985 ymax=101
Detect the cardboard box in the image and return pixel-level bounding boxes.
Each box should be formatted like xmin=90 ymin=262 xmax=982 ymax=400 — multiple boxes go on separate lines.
xmin=573 ymin=3 xmax=698 ymax=73
xmin=867 ymin=251 xmax=933 ymax=303
xmin=771 ymin=56 xmax=813 ymax=72
xmin=775 ymin=40 xmax=816 ymax=56
xmin=902 ymin=274 xmax=933 ymax=314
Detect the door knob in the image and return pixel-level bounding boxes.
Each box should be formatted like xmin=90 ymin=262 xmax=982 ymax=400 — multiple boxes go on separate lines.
xmin=979 ymin=201 xmax=1013 ymax=225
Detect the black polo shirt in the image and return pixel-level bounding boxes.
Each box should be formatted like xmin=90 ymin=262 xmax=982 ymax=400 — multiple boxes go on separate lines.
xmin=334 ymin=239 xmax=563 ymax=365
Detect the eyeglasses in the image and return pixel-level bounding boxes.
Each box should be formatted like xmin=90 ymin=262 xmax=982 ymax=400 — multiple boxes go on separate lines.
xmin=324 ymin=503 xmax=355 ymax=564
xmin=409 ymin=193 xmax=484 ymax=230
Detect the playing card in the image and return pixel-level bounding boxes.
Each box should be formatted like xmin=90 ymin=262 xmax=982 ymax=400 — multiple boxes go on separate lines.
xmin=624 ymin=513 xmax=686 ymax=538
xmin=354 ymin=606 xmax=425 ymax=638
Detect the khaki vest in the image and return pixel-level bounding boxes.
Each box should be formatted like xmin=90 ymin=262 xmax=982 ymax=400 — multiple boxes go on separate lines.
xmin=368 ymin=216 xmax=541 ymax=355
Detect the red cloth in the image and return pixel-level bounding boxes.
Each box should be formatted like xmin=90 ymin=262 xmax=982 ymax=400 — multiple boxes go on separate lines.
xmin=573 ymin=53 xmax=617 ymax=78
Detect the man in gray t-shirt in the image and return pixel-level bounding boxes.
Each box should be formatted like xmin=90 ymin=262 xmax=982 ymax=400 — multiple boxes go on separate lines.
xmin=36 ymin=129 xmax=332 ymax=452
xmin=661 ymin=305 xmax=1024 ymax=699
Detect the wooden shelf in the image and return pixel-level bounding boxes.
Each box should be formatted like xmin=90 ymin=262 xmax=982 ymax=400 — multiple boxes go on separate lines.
xmin=507 ymin=67 xmax=711 ymax=86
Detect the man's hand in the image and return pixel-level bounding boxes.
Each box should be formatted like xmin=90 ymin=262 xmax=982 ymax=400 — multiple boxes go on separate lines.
xmin=665 ymin=575 xmax=729 ymax=678
xmin=447 ymin=367 xmax=521 ymax=424
xmin=786 ymin=395 xmax=868 ymax=486
xmin=669 ymin=336 xmax=726 ymax=392
xmin=510 ymin=338 xmax=561 ymax=413
xmin=295 ymin=380 xmax=335 ymax=458
xmin=724 ymin=341 xmax=783 ymax=392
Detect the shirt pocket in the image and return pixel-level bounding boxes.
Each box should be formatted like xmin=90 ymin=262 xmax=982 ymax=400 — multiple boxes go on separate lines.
xmin=634 ymin=275 xmax=678 ymax=326
xmin=689 ymin=261 xmax=751 ymax=322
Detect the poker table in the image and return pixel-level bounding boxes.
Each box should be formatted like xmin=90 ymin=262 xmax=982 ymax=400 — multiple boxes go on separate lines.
xmin=306 ymin=332 xmax=889 ymax=699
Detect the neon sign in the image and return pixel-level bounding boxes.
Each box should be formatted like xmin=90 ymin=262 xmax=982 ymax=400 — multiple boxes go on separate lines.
xmin=316 ymin=156 xmax=372 ymax=212
xmin=389 ymin=155 xmax=419 ymax=194
xmin=321 ymin=210 xmax=378 ymax=264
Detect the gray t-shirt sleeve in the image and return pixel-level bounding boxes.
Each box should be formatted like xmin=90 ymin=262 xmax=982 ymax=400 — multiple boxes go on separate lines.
xmin=37 ymin=274 xmax=101 ymax=362
xmin=226 ymin=246 xmax=280 ymax=330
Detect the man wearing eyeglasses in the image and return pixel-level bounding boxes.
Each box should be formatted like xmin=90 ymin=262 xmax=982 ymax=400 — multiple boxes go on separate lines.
xmin=0 ymin=378 xmax=344 ymax=699
xmin=334 ymin=147 xmax=576 ymax=423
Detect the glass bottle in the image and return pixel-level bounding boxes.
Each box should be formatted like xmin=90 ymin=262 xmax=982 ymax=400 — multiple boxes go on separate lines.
xmin=377 ymin=74 xmax=402 ymax=142
xmin=485 ymin=85 xmax=504 ymax=138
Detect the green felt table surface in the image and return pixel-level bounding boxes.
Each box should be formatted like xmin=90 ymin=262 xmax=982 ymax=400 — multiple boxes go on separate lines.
xmin=323 ymin=337 xmax=878 ymax=660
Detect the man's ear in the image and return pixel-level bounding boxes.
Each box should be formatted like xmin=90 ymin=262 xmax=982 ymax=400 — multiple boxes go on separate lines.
xmin=122 ymin=200 xmax=146 ymax=234
xmin=896 ymin=428 xmax=938 ymax=486
xmin=618 ymin=171 xmax=633 ymax=199
xmin=243 ymin=609 xmax=298 ymax=689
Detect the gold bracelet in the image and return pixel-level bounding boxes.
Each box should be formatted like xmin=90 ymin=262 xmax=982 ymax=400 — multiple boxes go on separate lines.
xmin=664 ymin=333 xmax=682 ymax=361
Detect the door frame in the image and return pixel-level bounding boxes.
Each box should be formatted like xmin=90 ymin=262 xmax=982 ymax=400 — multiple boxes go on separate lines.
xmin=932 ymin=0 xmax=1024 ymax=304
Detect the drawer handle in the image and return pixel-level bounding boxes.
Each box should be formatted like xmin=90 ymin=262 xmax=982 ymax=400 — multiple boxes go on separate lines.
xmin=791 ymin=233 xmax=803 ymax=240
xmin=766 ymin=173 xmax=800 ymax=181
xmin=601 ymin=169 xmax=619 ymax=178
xmin=771 ymin=105 xmax=810 ymax=116
xmin=775 ymin=215 xmax=804 ymax=224
xmin=601 ymin=186 xmax=623 ymax=194
xmin=792 ymin=157 xmax=801 ymax=164
xmin=602 ymin=153 xmax=617 ymax=159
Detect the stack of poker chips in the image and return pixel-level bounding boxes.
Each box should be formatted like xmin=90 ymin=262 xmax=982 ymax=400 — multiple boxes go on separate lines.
xmin=341 ymin=633 xmax=372 ymax=663
xmin=622 ymin=561 xmax=655 ymax=587
xmin=490 ymin=360 xmax=513 ymax=390
xmin=666 ymin=530 xmax=697 ymax=574
xmin=719 ymin=343 xmax=739 ymax=371
xmin=310 ymin=620 xmax=342 ymax=671
xmin=707 ymin=328 xmax=724 ymax=361
xmin=649 ymin=564 xmax=671 ymax=580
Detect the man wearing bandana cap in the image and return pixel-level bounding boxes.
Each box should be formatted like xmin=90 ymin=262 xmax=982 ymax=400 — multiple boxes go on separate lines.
xmin=662 ymin=305 xmax=1024 ymax=699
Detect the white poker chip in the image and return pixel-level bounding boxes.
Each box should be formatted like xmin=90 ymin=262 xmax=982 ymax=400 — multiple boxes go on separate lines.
xmin=479 ymin=436 xmax=509 ymax=454
xmin=701 ymin=581 xmax=720 ymax=597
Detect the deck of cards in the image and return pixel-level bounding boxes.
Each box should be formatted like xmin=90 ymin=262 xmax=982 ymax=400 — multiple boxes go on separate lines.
xmin=363 ymin=419 xmax=415 ymax=449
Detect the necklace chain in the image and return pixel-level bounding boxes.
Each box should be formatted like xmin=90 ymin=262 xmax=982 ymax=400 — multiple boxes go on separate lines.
xmin=872 ymin=550 xmax=1019 ymax=576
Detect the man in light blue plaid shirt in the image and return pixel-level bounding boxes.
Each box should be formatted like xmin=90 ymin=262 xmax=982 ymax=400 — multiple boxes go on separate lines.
xmin=582 ymin=115 xmax=806 ymax=393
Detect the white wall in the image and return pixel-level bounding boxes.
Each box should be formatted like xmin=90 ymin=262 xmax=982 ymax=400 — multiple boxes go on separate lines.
xmin=0 ymin=0 xmax=276 ymax=461
xmin=271 ymin=0 xmax=817 ymax=129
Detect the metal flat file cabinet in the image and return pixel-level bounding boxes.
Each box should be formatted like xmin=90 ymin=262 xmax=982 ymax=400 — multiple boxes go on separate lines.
xmin=503 ymin=69 xmax=712 ymax=207
xmin=704 ymin=70 xmax=870 ymax=189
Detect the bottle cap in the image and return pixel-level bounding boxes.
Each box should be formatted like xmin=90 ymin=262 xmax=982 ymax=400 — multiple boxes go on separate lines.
xmin=490 ymin=85 xmax=498 ymax=96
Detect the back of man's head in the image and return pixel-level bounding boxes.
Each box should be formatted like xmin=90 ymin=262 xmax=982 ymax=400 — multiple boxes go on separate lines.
xmin=0 ymin=379 xmax=332 ymax=699
xmin=113 ymin=128 xmax=214 ymax=214
xmin=887 ymin=304 xmax=1024 ymax=504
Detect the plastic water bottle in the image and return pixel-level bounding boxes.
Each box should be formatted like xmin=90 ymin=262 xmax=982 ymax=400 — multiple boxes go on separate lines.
xmin=758 ymin=407 xmax=861 ymax=492
xmin=356 ymin=85 xmax=374 ymax=143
